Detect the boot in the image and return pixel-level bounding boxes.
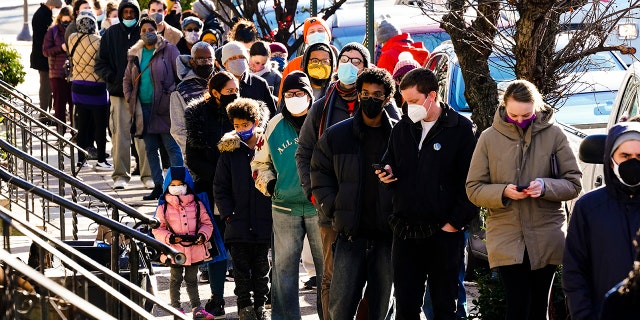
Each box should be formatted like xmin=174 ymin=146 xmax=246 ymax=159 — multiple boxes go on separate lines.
xmin=204 ymin=295 xmax=225 ymax=319
xmin=238 ymin=306 xmax=257 ymax=320
xmin=142 ymin=184 xmax=163 ymax=200
xmin=254 ymin=306 xmax=270 ymax=320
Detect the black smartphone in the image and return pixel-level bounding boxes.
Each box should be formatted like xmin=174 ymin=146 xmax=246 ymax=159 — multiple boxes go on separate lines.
xmin=516 ymin=185 xmax=529 ymax=192
xmin=372 ymin=163 xmax=389 ymax=175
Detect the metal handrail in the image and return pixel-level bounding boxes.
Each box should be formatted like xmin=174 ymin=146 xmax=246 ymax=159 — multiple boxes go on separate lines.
xmin=0 ymin=207 xmax=189 ymax=319
xmin=0 ymin=167 xmax=186 ymax=265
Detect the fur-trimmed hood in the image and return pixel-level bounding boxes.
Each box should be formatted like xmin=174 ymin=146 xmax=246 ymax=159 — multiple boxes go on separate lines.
xmin=217 ymin=100 xmax=270 ymax=153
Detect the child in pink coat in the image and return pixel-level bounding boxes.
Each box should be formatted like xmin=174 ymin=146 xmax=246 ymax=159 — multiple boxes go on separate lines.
xmin=152 ymin=166 xmax=215 ymax=319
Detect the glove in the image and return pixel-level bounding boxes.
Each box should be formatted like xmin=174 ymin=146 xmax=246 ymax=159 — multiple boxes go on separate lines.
xmin=169 ymin=234 xmax=182 ymax=244
xmin=195 ymin=233 xmax=206 ymax=245
xmin=267 ymin=179 xmax=276 ymax=196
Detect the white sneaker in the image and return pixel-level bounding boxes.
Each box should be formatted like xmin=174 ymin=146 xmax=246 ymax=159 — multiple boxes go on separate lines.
xmin=142 ymin=179 xmax=155 ymax=189
xmin=113 ymin=179 xmax=128 ymax=189
xmin=94 ymin=161 xmax=113 ymax=171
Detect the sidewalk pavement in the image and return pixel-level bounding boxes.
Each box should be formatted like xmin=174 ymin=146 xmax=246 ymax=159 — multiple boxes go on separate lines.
xmin=0 ymin=0 xmax=42 ymax=11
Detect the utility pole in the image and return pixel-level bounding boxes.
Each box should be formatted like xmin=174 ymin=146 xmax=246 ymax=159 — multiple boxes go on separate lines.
xmin=365 ymin=0 xmax=374 ymax=59
xmin=311 ymin=0 xmax=317 ymax=16
xmin=17 ymin=0 xmax=32 ymax=41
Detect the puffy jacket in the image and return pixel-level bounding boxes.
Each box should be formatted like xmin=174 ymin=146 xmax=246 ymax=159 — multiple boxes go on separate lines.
xmin=152 ymin=166 xmax=214 ymax=266
xmin=170 ymin=55 xmax=208 ymax=152
xmin=296 ymin=82 xmax=400 ymax=226
xmin=123 ymin=37 xmax=180 ymax=136
xmin=42 ymin=24 xmax=68 ymax=79
xmin=68 ymin=32 xmax=102 ymax=82
xmin=381 ymin=102 xmax=478 ymax=231
xmin=94 ymin=0 xmax=141 ymax=97
xmin=377 ymin=33 xmax=429 ymax=75
xmin=252 ymin=66 xmax=282 ymax=96
xmin=251 ymin=108 xmax=315 ymax=217
xmin=563 ymin=123 xmax=640 ymax=319
xmin=214 ymin=114 xmax=273 ymax=244
xmin=31 ymin=4 xmax=52 ymax=71
xmin=310 ymin=110 xmax=396 ymax=238
xmin=466 ymin=106 xmax=582 ymax=269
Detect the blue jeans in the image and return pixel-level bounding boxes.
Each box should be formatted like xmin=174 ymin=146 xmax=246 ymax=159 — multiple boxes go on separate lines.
xmin=271 ymin=210 xmax=323 ymax=320
xmin=329 ymin=236 xmax=394 ymax=320
xmin=141 ymin=103 xmax=183 ymax=185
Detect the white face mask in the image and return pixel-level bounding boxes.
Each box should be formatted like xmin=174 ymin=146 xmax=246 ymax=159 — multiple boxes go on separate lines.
xmin=285 ymin=95 xmax=309 ymax=115
xmin=612 ymin=158 xmax=640 ymax=187
xmin=168 ymin=185 xmax=187 ymax=196
xmin=110 ymin=17 xmax=119 ymax=26
xmin=185 ymin=31 xmax=200 ymax=44
xmin=406 ymin=99 xmax=432 ymax=123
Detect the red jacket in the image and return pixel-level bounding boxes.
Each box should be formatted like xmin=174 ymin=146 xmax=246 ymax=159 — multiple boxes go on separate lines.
xmin=377 ymin=33 xmax=430 ymax=75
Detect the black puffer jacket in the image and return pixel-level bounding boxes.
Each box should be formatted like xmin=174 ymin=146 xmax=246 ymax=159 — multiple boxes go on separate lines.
xmin=311 ymin=110 xmax=396 ymax=238
xmin=184 ymin=96 xmax=233 ymax=198
xmin=30 ymin=4 xmax=52 ymax=71
xmin=296 ymin=82 xmax=400 ymax=226
xmin=381 ymin=102 xmax=478 ymax=231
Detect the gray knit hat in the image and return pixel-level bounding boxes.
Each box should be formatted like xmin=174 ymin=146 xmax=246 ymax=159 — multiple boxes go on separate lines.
xmin=376 ymin=19 xmax=401 ymax=44
xmin=76 ymin=9 xmax=97 ymax=34
xmin=46 ymin=0 xmax=63 ymax=8
xmin=192 ymin=0 xmax=215 ymax=20
xmin=611 ymin=131 xmax=640 ymax=157
xmin=222 ymin=41 xmax=248 ymax=64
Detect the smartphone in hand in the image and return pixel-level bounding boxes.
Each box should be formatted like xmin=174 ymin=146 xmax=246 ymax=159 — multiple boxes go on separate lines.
xmin=516 ymin=185 xmax=529 ymax=192
xmin=372 ymin=163 xmax=389 ymax=175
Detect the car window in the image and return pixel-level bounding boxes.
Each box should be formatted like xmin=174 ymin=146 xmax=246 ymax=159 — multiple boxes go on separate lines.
xmin=412 ymin=31 xmax=451 ymax=51
xmin=432 ymin=54 xmax=450 ymax=105
xmin=616 ymin=75 xmax=639 ymax=122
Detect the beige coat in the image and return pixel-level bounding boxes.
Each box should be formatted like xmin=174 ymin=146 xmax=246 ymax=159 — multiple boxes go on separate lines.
xmin=162 ymin=23 xmax=182 ymax=46
xmin=68 ymin=32 xmax=102 ymax=82
xmin=466 ymin=106 xmax=582 ymax=270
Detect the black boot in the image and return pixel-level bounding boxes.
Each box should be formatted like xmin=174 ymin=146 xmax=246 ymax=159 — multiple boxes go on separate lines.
xmin=142 ymin=185 xmax=163 ymax=201
xmin=205 ymin=295 xmax=225 ymax=319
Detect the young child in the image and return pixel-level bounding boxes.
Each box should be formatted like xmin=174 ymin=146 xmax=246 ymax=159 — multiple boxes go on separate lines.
xmin=152 ymin=166 xmax=216 ymax=319
xmin=213 ymin=98 xmax=273 ymax=320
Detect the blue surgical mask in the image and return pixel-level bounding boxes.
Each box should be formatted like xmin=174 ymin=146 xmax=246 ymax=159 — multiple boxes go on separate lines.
xmin=307 ymin=32 xmax=328 ymax=45
xmin=122 ymin=18 xmax=137 ymax=28
xmin=237 ymin=125 xmax=255 ymax=141
xmin=337 ymin=62 xmax=359 ymax=85
xmin=97 ymin=12 xmax=106 ymax=22
xmin=271 ymin=56 xmax=285 ymax=72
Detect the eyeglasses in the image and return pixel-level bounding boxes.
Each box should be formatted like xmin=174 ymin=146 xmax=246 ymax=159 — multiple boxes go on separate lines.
xmin=222 ymin=88 xmax=239 ymax=95
xmin=339 ymin=55 xmax=363 ymax=66
xmin=360 ymin=91 xmax=386 ymax=101
xmin=184 ymin=28 xmax=200 ymax=32
xmin=284 ymin=91 xmax=307 ymax=98
xmin=309 ymin=58 xmax=331 ymax=66
xmin=193 ymin=57 xmax=213 ymax=66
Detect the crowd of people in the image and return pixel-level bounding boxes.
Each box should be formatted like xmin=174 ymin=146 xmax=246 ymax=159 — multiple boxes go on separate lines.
xmin=29 ymin=0 xmax=640 ymax=320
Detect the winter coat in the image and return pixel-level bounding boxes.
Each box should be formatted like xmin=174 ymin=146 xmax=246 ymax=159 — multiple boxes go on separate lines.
xmin=252 ymin=65 xmax=282 ymax=95
xmin=94 ymin=0 xmax=141 ymax=97
xmin=161 ymin=23 xmax=182 ymax=45
xmin=563 ymin=123 xmax=640 ymax=319
xmin=381 ymin=102 xmax=478 ymax=232
xmin=123 ymin=37 xmax=180 ymax=136
xmin=466 ymin=106 xmax=582 ymax=270
xmin=239 ymin=71 xmax=278 ymax=117
xmin=42 ymin=24 xmax=68 ymax=79
xmin=170 ymin=55 xmax=208 ymax=152
xmin=377 ymin=33 xmax=430 ymax=75
xmin=185 ymin=96 xmax=233 ymax=198
xmin=296 ymin=82 xmax=400 ymax=226
xmin=251 ymin=108 xmax=316 ymax=217
xmin=176 ymin=37 xmax=190 ymax=55
xmin=68 ymin=32 xmax=102 ymax=82
xmin=152 ymin=166 xmax=214 ymax=266
xmin=31 ymin=4 xmax=52 ymax=71
xmin=310 ymin=110 xmax=396 ymax=238
xmin=213 ymin=103 xmax=272 ymax=244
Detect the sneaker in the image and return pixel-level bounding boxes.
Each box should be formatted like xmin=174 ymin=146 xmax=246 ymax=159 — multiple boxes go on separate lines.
xmin=255 ymin=306 xmax=270 ymax=320
xmin=199 ymin=270 xmax=210 ymax=283
xmin=113 ymin=179 xmax=128 ymax=190
xmin=303 ymin=276 xmax=317 ymax=290
xmin=192 ymin=306 xmax=215 ymax=320
xmin=204 ymin=295 xmax=225 ymax=319
xmin=76 ymin=161 xmax=90 ymax=168
xmin=143 ymin=179 xmax=155 ymax=189
xmin=94 ymin=161 xmax=113 ymax=171
xmin=238 ymin=306 xmax=257 ymax=320
xmin=87 ymin=146 xmax=99 ymax=160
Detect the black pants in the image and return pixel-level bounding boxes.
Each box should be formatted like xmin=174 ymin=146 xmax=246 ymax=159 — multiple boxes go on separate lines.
xmin=75 ymin=105 xmax=109 ymax=162
xmin=499 ymin=250 xmax=556 ymax=320
xmin=228 ymin=242 xmax=270 ymax=309
xmin=393 ymin=230 xmax=464 ymax=320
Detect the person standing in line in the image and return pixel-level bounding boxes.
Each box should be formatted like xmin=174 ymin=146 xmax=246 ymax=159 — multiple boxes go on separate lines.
xmin=64 ymin=0 xmax=91 ymax=46
xmin=466 ymin=79 xmax=581 ymax=320
xmin=123 ymin=17 xmax=183 ymax=200
xmin=249 ymin=41 xmax=282 ymax=96
xmin=31 ymin=0 xmax=63 ymax=117
xmin=95 ymin=0 xmax=153 ymax=190
xmin=147 ymin=0 xmax=182 ymax=45
xmin=251 ymin=71 xmax=324 ymax=319
xmin=378 ymin=68 xmax=477 ymax=320
xmin=176 ymin=16 xmax=203 ymax=55
xmin=311 ymin=68 xmax=398 ymax=319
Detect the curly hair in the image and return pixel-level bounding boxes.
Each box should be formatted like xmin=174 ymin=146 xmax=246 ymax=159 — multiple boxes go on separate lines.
xmin=228 ymin=18 xmax=258 ymax=44
xmin=226 ymin=98 xmax=263 ymax=123
xmin=356 ymin=68 xmax=395 ymax=98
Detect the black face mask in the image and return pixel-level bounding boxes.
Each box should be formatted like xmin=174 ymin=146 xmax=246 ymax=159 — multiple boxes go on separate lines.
xmin=219 ymin=93 xmax=238 ymax=107
xmin=359 ymin=98 xmax=385 ymax=119
xmin=61 ymin=22 xmax=71 ymax=29
xmin=618 ymin=158 xmax=640 ymax=187
xmin=194 ymin=64 xmax=214 ymax=79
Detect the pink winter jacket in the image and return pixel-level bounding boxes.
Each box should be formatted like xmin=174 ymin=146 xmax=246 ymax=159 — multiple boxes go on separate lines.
xmin=152 ymin=193 xmax=214 ymax=265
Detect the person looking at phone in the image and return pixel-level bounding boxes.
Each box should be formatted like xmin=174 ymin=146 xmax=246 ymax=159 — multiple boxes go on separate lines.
xmin=465 ymin=79 xmax=582 ymax=320
xmin=310 ymin=68 xmax=399 ymax=319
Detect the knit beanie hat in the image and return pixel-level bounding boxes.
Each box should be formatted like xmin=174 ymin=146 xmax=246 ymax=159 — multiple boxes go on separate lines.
xmin=222 ymin=41 xmax=249 ymax=64
xmin=192 ymin=0 xmax=215 ymax=20
xmin=611 ymin=130 xmax=640 ymax=157
xmin=282 ymin=71 xmax=313 ymax=98
xmin=46 ymin=0 xmax=63 ymax=8
xmin=250 ymin=41 xmax=270 ymax=57
xmin=181 ymin=16 xmax=203 ymax=30
xmin=303 ymin=17 xmax=332 ymax=43
xmin=340 ymin=42 xmax=370 ymax=68
xmin=376 ymin=19 xmax=401 ymax=44
xmin=76 ymin=9 xmax=97 ymax=34
xmin=393 ymin=52 xmax=421 ymax=80
xmin=269 ymin=42 xmax=288 ymax=56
